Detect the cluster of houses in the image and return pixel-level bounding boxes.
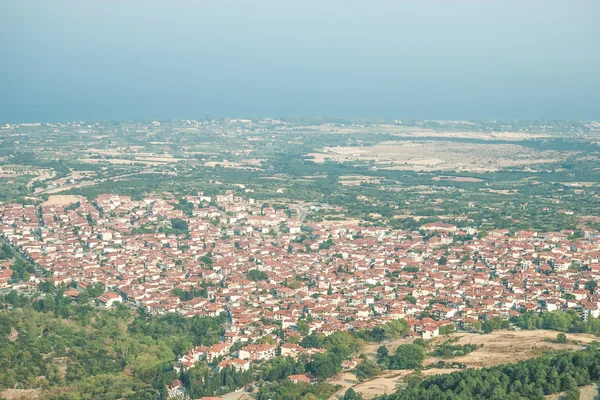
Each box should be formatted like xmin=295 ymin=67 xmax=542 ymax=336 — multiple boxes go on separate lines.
xmin=2 ymin=193 xmax=600 ymax=374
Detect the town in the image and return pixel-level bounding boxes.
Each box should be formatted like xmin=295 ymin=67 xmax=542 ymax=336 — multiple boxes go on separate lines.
xmin=3 ymin=191 xmax=600 ymax=397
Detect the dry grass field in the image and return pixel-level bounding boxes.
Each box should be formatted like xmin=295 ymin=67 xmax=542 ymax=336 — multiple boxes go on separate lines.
xmin=339 ymin=175 xmax=382 ymax=186
xmin=546 ymin=385 xmax=599 ymax=400
xmin=302 ymin=124 xmax=555 ymax=140
xmin=424 ymin=330 xmax=598 ymax=368
xmin=309 ymin=141 xmax=565 ymax=172
xmin=332 ymin=330 xmax=599 ymax=400
xmin=0 ymin=389 xmax=43 ymax=400
xmin=41 ymin=195 xmax=82 ymax=206
xmin=204 ymin=161 xmax=262 ymax=170
xmin=432 ymin=175 xmax=485 ymax=183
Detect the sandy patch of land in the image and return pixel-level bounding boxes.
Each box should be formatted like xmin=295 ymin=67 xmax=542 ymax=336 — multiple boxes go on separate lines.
xmin=433 ymin=175 xmax=485 ymax=183
xmin=300 ymin=124 xmax=554 ymax=141
xmin=562 ymin=182 xmax=597 ymax=187
xmin=309 ymin=141 xmax=565 ymax=172
xmin=334 ymin=330 xmax=598 ymax=400
xmin=204 ymin=161 xmax=262 ymax=170
xmin=80 ymin=157 xmax=182 ymax=165
xmin=339 ymin=175 xmax=382 ymax=186
xmin=546 ymin=384 xmax=598 ymax=400
xmin=424 ymin=330 xmax=597 ymax=369
xmin=0 ymin=389 xmax=43 ymax=400
xmin=42 ymin=195 xmax=82 ymax=206
xmin=68 ymin=171 xmax=95 ymax=180
xmin=389 ymin=129 xmax=554 ymax=141
xmin=480 ymin=188 xmax=516 ymax=195
xmin=81 ymin=149 xmax=185 ymax=165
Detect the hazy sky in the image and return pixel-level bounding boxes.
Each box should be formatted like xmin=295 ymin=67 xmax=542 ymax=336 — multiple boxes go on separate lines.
xmin=1 ymin=0 xmax=598 ymax=122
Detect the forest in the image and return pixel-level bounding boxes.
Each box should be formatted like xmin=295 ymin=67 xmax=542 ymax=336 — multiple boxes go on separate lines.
xmin=0 ymin=300 xmax=225 ymax=399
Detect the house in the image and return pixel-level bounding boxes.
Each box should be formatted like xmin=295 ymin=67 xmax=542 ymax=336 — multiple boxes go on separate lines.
xmin=97 ymin=292 xmax=122 ymax=309
xmin=238 ymin=344 xmax=276 ymax=361
xmin=64 ymin=288 xmax=80 ymax=302
xmin=166 ymin=379 xmax=186 ymax=400
xmin=280 ymin=343 xmax=304 ymax=359
xmin=207 ymin=343 xmax=231 ymax=363
xmin=0 ymin=268 xmax=12 ymax=288
xmin=218 ymin=358 xmax=251 ymax=372
xmin=287 ymin=374 xmax=316 ymax=384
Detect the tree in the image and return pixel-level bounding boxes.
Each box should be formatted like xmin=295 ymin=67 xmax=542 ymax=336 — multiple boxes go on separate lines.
xmin=307 ymin=353 xmax=336 ymax=380
xmin=382 ymin=320 xmax=410 ymax=341
xmin=556 ymin=333 xmax=567 ymax=344
xmin=248 ymin=269 xmax=268 ymax=281
xmin=585 ymin=280 xmax=597 ymax=294
xmin=437 ymin=256 xmax=447 ymax=266
xmin=354 ymin=359 xmax=381 ymax=381
xmin=439 ymin=325 xmax=455 ymax=335
xmin=388 ymin=344 xmax=425 ymax=370
xmin=563 ymin=387 xmax=580 ymax=400
xmin=171 ymin=218 xmax=189 ymax=232
xmin=377 ymin=346 xmax=389 ymax=359
xmin=344 ymin=388 xmax=363 ymax=400
xmin=297 ymin=320 xmax=310 ymax=336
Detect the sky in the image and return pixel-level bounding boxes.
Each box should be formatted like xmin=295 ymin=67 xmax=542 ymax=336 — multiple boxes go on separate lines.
xmin=0 ymin=0 xmax=599 ymax=123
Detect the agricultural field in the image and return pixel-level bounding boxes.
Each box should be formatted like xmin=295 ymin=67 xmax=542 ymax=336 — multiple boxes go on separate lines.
xmin=309 ymin=141 xmax=567 ymax=172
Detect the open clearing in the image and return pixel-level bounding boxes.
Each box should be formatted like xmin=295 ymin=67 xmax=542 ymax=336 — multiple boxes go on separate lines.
xmin=546 ymin=384 xmax=599 ymax=400
xmin=433 ymin=175 xmax=485 ymax=183
xmin=80 ymin=157 xmax=182 ymax=166
xmin=204 ymin=161 xmax=262 ymax=170
xmin=339 ymin=175 xmax=382 ymax=186
xmin=80 ymin=149 xmax=185 ymax=165
xmin=42 ymin=195 xmax=82 ymax=206
xmin=332 ymin=330 xmax=599 ymax=400
xmin=309 ymin=141 xmax=566 ymax=172
xmin=303 ymin=125 xmax=555 ymax=141
xmin=0 ymin=389 xmax=43 ymax=400
xmin=424 ymin=329 xmax=598 ymax=368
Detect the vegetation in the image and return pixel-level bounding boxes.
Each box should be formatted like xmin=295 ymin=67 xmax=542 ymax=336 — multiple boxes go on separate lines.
xmin=172 ymin=283 xmax=211 ymax=301
xmin=354 ymin=358 xmax=381 ymax=381
xmin=9 ymin=257 xmax=37 ymax=282
xmin=511 ymin=310 xmax=600 ymax=334
xmin=0 ymin=243 xmax=15 ymax=259
xmin=180 ymin=364 xmax=253 ymax=398
xmin=379 ymin=344 xmax=426 ymax=370
xmin=169 ymin=218 xmax=189 ymax=233
xmin=248 ymin=269 xmax=268 ymax=281
xmin=300 ymin=332 xmax=365 ymax=380
xmin=0 ymin=302 xmax=225 ymax=399
xmin=355 ymin=320 xmax=410 ymax=343
xmin=257 ymin=380 xmax=340 ymax=400
xmin=376 ymin=346 xmax=600 ymax=400
xmin=432 ymin=343 xmax=481 ymax=359
xmin=344 ymin=388 xmax=364 ymax=400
